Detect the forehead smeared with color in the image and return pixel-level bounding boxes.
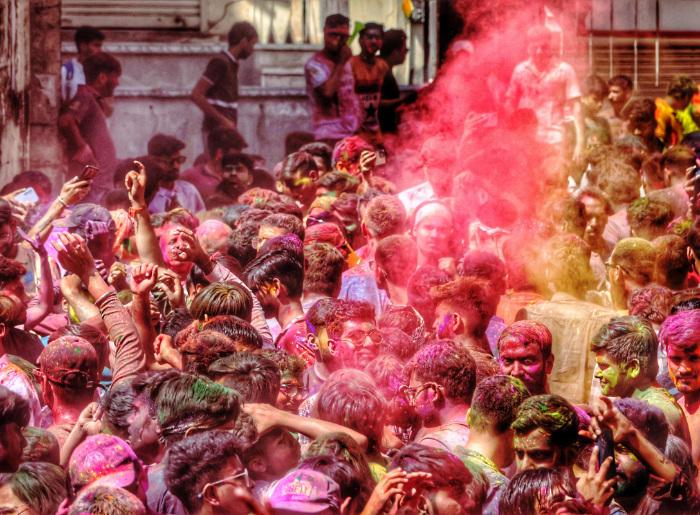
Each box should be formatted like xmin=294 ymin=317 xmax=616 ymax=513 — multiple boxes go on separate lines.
xmin=511 ymin=394 xmax=579 ymax=451
xmin=498 ymin=321 xmax=552 ymax=359
xmin=660 ymin=310 xmax=700 ymax=351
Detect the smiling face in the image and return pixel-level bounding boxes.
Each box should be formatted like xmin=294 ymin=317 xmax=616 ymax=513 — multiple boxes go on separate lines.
xmin=667 ymin=343 xmax=700 ymax=395
xmin=594 ymin=350 xmax=638 ymax=398
xmin=333 ymin=318 xmax=380 ymax=369
xmin=514 ymin=428 xmax=563 ymax=472
xmin=159 ymin=225 xmax=194 ymax=277
xmin=499 ymin=341 xmax=551 ymax=396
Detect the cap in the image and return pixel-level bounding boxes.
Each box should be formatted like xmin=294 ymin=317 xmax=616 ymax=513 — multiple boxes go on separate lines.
xmin=38 ymin=336 xmax=100 ymax=386
xmin=69 ymin=434 xmax=140 ymax=491
xmin=53 ymin=204 xmax=113 ymax=229
xmin=268 ymin=470 xmax=341 ymax=514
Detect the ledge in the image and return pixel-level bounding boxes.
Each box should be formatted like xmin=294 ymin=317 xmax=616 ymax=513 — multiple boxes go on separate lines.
xmin=115 ymin=85 xmax=308 ymax=98
xmin=62 ymin=42 xmax=323 ymax=54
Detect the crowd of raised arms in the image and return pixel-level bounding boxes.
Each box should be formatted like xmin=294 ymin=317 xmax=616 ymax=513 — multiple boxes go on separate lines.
xmin=2 ymin=13 xmax=700 ymax=515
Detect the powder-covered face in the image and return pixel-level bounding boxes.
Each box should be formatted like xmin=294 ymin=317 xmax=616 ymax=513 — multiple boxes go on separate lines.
xmin=414 ymin=215 xmax=453 ymax=260
xmin=433 ymin=304 xmax=457 ymax=340
xmin=127 ymin=397 xmax=160 ymax=464
xmin=159 ymin=226 xmax=193 ymax=276
xmin=499 ymin=340 xmax=549 ymax=395
xmin=614 ymin=445 xmax=648 ymax=499
xmin=667 ymin=343 xmax=700 ymax=394
xmin=594 ymin=350 xmax=636 ymax=398
xmin=514 ymin=428 xmax=563 ymax=472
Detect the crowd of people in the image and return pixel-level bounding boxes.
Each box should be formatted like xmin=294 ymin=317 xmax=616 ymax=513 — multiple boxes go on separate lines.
xmin=2 ymin=12 xmax=700 ymax=515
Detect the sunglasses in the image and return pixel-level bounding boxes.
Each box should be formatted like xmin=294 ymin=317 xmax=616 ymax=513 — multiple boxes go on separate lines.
xmin=334 ymin=329 xmax=384 ymax=348
xmin=280 ymin=384 xmax=308 ymax=400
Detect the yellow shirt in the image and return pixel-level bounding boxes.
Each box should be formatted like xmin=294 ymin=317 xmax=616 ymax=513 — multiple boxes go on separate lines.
xmin=655 ymin=98 xmax=684 ymax=148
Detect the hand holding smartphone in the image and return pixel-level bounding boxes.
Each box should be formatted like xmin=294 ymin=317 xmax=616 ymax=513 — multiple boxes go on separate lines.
xmin=597 ymin=428 xmax=617 ymax=480
xmin=80 ymin=166 xmax=99 ymax=181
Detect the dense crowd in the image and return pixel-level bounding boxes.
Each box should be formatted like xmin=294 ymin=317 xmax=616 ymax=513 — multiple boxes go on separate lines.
xmin=1 ymin=13 xmax=700 ymax=515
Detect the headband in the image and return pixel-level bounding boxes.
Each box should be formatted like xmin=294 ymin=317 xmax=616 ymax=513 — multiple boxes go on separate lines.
xmin=414 ymin=202 xmax=454 ymax=228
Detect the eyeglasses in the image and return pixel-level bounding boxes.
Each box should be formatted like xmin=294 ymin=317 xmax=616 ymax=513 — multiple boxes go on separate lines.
xmin=399 ymin=382 xmax=438 ymax=404
xmin=280 ymin=384 xmax=308 ymax=400
xmin=198 ymin=469 xmax=251 ymax=498
xmin=156 ymin=155 xmax=187 ymax=166
xmin=337 ymin=329 xmax=384 ymax=347
xmin=604 ymin=261 xmax=631 ymax=276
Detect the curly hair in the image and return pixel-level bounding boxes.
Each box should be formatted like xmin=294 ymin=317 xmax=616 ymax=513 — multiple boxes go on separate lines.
xmin=627 ymin=284 xmax=674 ymax=325
xmin=511 ymin=394 xmax=580 ymax=453
xmin=590 ymin=316 xmax=659 ymax=380
xmin=0 ymin=257 xmax=26 ymax=289
xmin=324 ymin=300 xmax=376 ymax=340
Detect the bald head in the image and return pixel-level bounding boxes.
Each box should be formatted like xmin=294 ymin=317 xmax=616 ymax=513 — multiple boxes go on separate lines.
xmin=196 ymin=220 xmax=232 ymax=254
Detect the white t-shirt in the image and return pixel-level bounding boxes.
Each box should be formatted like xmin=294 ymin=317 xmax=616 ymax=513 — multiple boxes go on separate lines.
xmin=61 ymin=58 xmax=85 ymax=101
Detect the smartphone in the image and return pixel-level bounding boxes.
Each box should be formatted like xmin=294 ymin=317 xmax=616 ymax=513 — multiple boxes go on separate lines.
xmin=597 ymin=428 xmax=617 ymax=480
xmin=14 ymin=187 xmax=39 ymax=204
xmin=374 ymin=149 xmax=387 ymax=167
xmin=80 ymin=165 xmax=99 ymax=181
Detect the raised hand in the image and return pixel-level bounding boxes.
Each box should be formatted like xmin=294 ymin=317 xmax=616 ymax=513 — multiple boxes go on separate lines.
xmin=158 ymin=269 xmax=186 ymax=309
xmin=361 ymin=469 xmax=410 ymax=515
xmin=153 ymin=334 xmax=181 ymax=369
xmin=50 ymin=232 xmax=97 ymax=281
xmin=130 ymin=263 xmax=159 ymax=296
xmin=17 ymin=228 xmax=47 ymax=256
xmin=358 ymin=150 xmax=376 ymax=176
xmin=108 ymin=262 xmax=129 ymax=291
xmin=170 ymin=226 xmax=210 ymax=267
xmin=576 ymin=445 xmax=617 ymax=507
xmin=125 ymin=160 xmax=147 ymax=207
xmin=243 ymin=403 xmax=284 ymax=436
xmin=588 ymin=396 xmax=636 ymax=445
xmin=59 ymin=176 xmax=91 ymax=206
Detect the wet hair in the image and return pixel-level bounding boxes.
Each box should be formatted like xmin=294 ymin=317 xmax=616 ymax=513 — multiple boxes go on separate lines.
xmin=21 ymin=427 xmax=60 ymax=466
xmin=228 ymin=21 xmax=258 ymax=46
xmin=74 ymin=26 xmax=105 ymax=48
xmin=189 ymin=282 xmax=253 ymax=322
xmin=499 ymin=467 xmax=576 ymax=515
xmin=627 ymin=285 xmax=674 ymax=325
xmin=660 ymin=145 xmax=697 ymax=178
xmin=380 ymin=29 xmax=407 ymax=58
xmin=83 ymin=52 xmax=121 ymax=84
xmin=659 ymin=309 xmax=700 ymax=351
xmin=469 ymin=375 xmax=530 ymax=435
xmin=201 ymin=315 xmax=263 ymax=351
xmin=430 ymin=276 xmax=493 ymax=334
xmin=590 ymin=316 xmax=659 ymax=380
xmin=325 ymin=13 xmax=350 ymax=29
xmin=207 ymin=127 xmax=247 ymax=156
xmin=49 ymin=324 xmax=110 ymax=371
xmin=244 ymin=249 xmax=304 ymax=299
xmin=325 ymin=300 xmax=376 ymax=340
xmin=162 ymin=309 xmax=195 ymax=339
xmin=255 ymin=349 xmax=306 ymax=380
xmin=627 ymin=198 xmax=674 ymax=238
xmin=306 ymin=298 xmax=342 ymax=334
xmin=277 ymin=151 xmax=319 ymax=188
xmin=314 ymin=378 xmax=386 ymax=449
xmin=180 ymin=331 xmax=237 ymax=377
xmin=0 ymin=462 xmax=66 ymax=515
xmin=460 ymin=251 xmax=508 ymax=297
xmin=147 ymin=134 xmax=185 ymax=157
xmin=99 ymin=381 xmax=136 ymax=441
xmin=667 ymin=74 xmax=698 ymax=102
xmin=261 ymin=213 xmax=304 ymax=240
xmin=0 ymin=385 xmax=30 ymax=429
xmin=165 ymin=431 xmax=246 ymax=515
xmin=297 ymin=455 xmax=363 ymax=502
xmin=546 ymin=234 xmax=593 ymax=298
xmin=665 ymin=435 xmax=696 ymax=483
xmin=390 ymin=443 xmax=473 ymax=493
xmin=407 ymin=266 xmax=450 ymax=327
xmin=303 ymin=243 xmax=344 ymax=297
xmin=299 ymin=142 xmax=333 ymax=172
xmin=609 ymin=75 xmax=633 ymax=91
xmin=654 ymin=235 xmax=691 ymax=291
xmin=377 ymin=327 xmax=416 ymax=362
xmin=615 ymin=398 xmax=668 ymax=450
xmin=511 ymin=394 xmax=580 ymax=452
xmin=363 ymin=195 xmax=406 ymax=240
xmin=582 ymin=75 xmax=609 ymax=98
xmin=209 ymin=352 xmax=281 ymax=404
xmin=0 ymin=257 xmax=26 ymax=290
xmin=498 ymin=321 xmax=553 ymax=361
xmin=405 ymin=340 xmax=476 ymax=405
xmin=375 ymin=235 xmax=417 ymax=287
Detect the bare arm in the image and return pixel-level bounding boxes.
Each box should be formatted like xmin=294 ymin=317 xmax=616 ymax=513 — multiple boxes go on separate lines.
xmin=27 ymin=178 xmax=91 ymax=244
xmin=23 ymin=239 xmax=53 ymax=331
xmin=61 ymin=274 xmax=101 ymax=322
xmin=130 ymin=263 xmax=159 ymax=370
xmin=191 ymin=78 xmax=237 ymax=129
xmin=317 ymin=47 xmax=353 ymax=98
xmin=571 ymin=97 xmax=586 ymax=163
xmin=126 ymin=161 xmax=167 ymax=269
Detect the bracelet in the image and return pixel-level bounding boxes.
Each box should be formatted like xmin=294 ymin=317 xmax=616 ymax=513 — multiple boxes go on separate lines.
xmin=57 ymin=197 xmax=68 ymax=208
xmin=128 ymin=206 xmax=147 ymax=219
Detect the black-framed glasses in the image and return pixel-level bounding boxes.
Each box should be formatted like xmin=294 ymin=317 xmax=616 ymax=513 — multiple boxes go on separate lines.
xmin=338 ymin=329 xmax=384 ymax=347
xmin=604 ymin=261 xmax=631 ymax=276
xmin=198 ymin=469 xmax=251 ymax=498
xmin=280 ymin=384 xmax=308 ymax=400
xmin=399 ymin=382 xmax=438 ymax=404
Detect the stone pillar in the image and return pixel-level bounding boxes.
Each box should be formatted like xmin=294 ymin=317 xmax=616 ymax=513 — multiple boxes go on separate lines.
xmin=29 ymin=0 xmax=63 ymax=192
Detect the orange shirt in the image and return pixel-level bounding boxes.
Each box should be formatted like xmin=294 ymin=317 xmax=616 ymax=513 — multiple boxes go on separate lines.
xmin=655 ymin=98 xmax=684 ymax=148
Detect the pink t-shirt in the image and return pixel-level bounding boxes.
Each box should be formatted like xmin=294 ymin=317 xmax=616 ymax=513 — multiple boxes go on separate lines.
xmin=507 ymin=59 xmax=581 ymax=144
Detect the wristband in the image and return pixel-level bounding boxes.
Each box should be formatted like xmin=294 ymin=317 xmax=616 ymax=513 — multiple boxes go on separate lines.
xmin=128 ymin=206 xmax=147 ymax=219
xmin=57 ymin=197 xmax=68 ymax=208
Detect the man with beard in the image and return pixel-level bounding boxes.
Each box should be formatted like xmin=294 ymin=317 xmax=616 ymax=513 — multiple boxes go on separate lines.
xmin=660 ymin=310 xmax=700 ymax=470
xmin=324 ymin=300 xmax=381 ymax=370
xmin=579 ymin=188 xmax=614 ymax=259
xmin=147 ymin=135 xmax=205 ymax=213
xmin=498 ymin=321 xmax=553 ymax=396
xmin=590 ymin=316 xmax=691 ymax=444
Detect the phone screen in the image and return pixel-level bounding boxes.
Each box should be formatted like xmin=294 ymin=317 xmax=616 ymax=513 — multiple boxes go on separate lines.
xmin=597 ymin=428 xmax=616 ymax=480
xmin=14 ymin=187 xmax=39 ymax=204
xmin=80 ymin=166 xmax=99 ymax=181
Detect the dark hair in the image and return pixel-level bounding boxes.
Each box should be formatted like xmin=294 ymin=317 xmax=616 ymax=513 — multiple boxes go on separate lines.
xmin=83 ymin=52 xmax=121 ymax=84
xmin=430 ymin=276 xmax=494 ymax=334
xmin=407 ymin=266 xmax=450 ymax=327
xmin=405 ymin=340 xmax=476 ymax=404
xmin=147 ymin=134 xmax=185 ymax=157
xmin=364 ymin=195 xmax=406 ymax=241
xmin=277 ymin=152 xmax=318 ymax=188
xmin=590 ymin=316 xmax=659 ymax=380
xmin=261 ymin=213 xmax=305 ymax=240
xmin=228 ymin=21 xmax=259 ymax=47
xmin=208 ymin=352 xmax=281 ymax=404
xmin=0 ymin=462 xmax=67 ymax=515
xmin=511 ymin=394 xmax=580 ymax=452
xmin=688 ymin=217 xmax=700 ymax=255
xmin=285 ymin=132 xmax=316 ymax=156
xmin=299 ymin=142 xmax=333 ymax=172
xmin=202 ymin=315 xmax=263 ymax=351
xmin=255 ymin=349 xmax=306 ymax=379
xmin=244 ymin=249 xmax=304 ymax=299
xmin=627 ymin=285 xmax=674 ymax=325
xmin=460 ymin=251 xmax=508 ymax=297
xmin=380 ymin=29 xmax=407 ymax=58
xmin=627 ymin=198 xmax=674 ymax=237
xmin=297 ymin=455 xmax=363 ymax=502
xmin=207 ymin=127 xmax=247 ymax=156
xmin=221 ymin=153 xmax=255 ymax=173
xmin=74 ymin=26 xmax=105 ymax=48
xmin=659 ymin=145 xmax=697 ymax=179
xmin=222 ymin=204 xmax=251 ymax=229
xmin=499 ymin=468 xmax=576 ymax=515
xmin=659 ymin=309 xmax=700 ymax=351
xmin=165 ymin=431 xmax=246 ymax=515
xmin=0 ymin=199 xmax=13 ymax=228
xmin=609 ymin=75 xmax=633 ymax=90
xmin=162 ymin=309 xmax=195 ymax=339
xmin=133 ymin=156 xmax=165 ymax=202
xmin=377 ymin=306 xmax=425 ymax=349
xmin=4 ymin=171 xmax=52 ymax=198
xmin=377 ymin=327 xmax=416 ymax=362
xmin=625 ymin=99 xmax=657 ymax=125
xmin=189 ymin=282 xmax=253 ymax=322
xmin=615 ymin=398 xmax=668 ymax=450
xmin=49 ymin=324 xmax=110 ymax=371
xmin=0 ymin=385 xmax=30 ymax=429
xmin=0 ymin=257 xmax=26 ymax=289
xmin=67 ymin=484 xmax=145 ymax=515
xmin=375 ymin=235 xmax=417 ymax=287
xmin=469 ymin=375 xmax=530 ymax=435
xmin=325 ymin=13 xmax=350 ymax=29
xmin=365 ymin=354 xmax=404 ymax=399
xmin=21 ymin=427 xmax=60 ymax=466
xmin=306 ymin=298 xmax=342 ymax=334
xmin=583 ymin=75 xmax=609 ymax=98
xmin=667 ymin=74 xmax=698 ymax=102
xmin=498 ymin=321 xmax=553 ymax=361
xmin=101 ymin=189 xmax=131 ymax=211
xmin=359 ymin=22 xmax=384 ymax=38
xmin=99 ymin=381 xmax=135 ymax=441
xmin=314 ymin=378 xmax=386 ymax=449
xmin=188 ymin=254 xmax=242 ymax=292
xmin=325 ymin=300 xmax=376 ymax=340
xmin=665 ymin=435 xmax=696 ymax=483
xmin=390 ymin=443 xmax=473 ymax=492
xmin=181 ymin=331 xmax=238 ymax=377
xmin=303 ymin=243 xmax=344 ymax=297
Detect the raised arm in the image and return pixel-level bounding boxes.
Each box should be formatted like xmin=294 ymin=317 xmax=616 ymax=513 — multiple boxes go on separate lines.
xmin=19 ymin=229 xmax=53 ymax=330
xmin=60 ymin=273 xmax=101 ymax=322
xmin=316 ymin=47 xmax=353 ymax=98
xmin=27 ymin=177 xmax=91 ymax=244
xmin=129 ymin=263 xmax=160 ymax=370
xmin=126 ymin=161 xmax=166 ymax=269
